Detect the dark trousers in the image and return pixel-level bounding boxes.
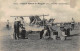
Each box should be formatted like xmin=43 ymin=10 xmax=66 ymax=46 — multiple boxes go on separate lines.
xmin=6 ymin=25 xmax=9 ymax=29
xmin=14 ymin=21 xmax=20 ymax=39
xmin=21 ymin=34 xmax=25 ymax=39
xmin=21 ymin=30 xmax=26 ymax=39
xmin=72 ymin=24 xmax=74 ymax=29
xmin=65 ymin=29 xmax=70 ymax=36
xmin=14 ymin=30 xmax=19 ymax=39
xmin=40 ymin=30 xmax=44 ymax=39
xmin=40 ymin=29 xmax=50 ymax=39
xmin=67 ymin=29 xmax=70 ymax=36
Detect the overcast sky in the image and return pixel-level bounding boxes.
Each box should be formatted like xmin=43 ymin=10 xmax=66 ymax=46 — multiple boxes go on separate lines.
xmin=0 ymin=0 xmax=80 ymax=23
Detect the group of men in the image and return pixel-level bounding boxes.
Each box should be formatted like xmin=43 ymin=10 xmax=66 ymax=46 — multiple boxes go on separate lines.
xmin=13 ymin=17 xmax=74 ymax=40
xmin=14 ymin=17 xmax=27 ymax=40
xmin=40 ymin=23 xmax=72 ymax=40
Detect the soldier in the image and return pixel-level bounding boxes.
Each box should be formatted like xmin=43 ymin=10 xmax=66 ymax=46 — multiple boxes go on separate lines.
xmin=14 ymin=17 xmax=21 ymax=40
xmin=40 ymin=26 xmax=50 ymax=39
xmin=64 ymin=26 xmax=71 ymax=36
xmin=60 ymin=27 xmax=67 ymax=40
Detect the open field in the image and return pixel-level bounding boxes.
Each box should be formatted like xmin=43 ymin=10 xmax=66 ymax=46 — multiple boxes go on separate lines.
xmin=0 ymin=23 xmax=80 ymax=51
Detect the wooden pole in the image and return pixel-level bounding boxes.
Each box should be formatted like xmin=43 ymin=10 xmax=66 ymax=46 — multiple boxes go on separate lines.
xmin=43 ymin=14 xmax=44 ymax=27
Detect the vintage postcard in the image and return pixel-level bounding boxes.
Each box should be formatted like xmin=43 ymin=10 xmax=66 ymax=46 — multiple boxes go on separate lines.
xmin=0 ymin=0 xmax=80 ymax=51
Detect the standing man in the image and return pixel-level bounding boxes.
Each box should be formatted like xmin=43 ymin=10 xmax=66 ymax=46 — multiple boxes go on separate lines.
xmin=14 ymin=17 xmax=21 ymax=40
xmin=71 ymin=18 xmax=75 ymax=30
xmin=20 ymin=17 xmax=25 ymax=28
xmin=71 ymin=22 xmax=75 ymax=30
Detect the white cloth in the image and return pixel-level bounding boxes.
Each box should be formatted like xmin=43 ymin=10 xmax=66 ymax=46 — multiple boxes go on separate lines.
xmin=43 ymin=30 xmax=47 ymax=38
xmin=51 ymin=32 xmax=57 ymax=40
xmin=60 ymin=36 xmax=65 ymax=40
xmin=62 ymin=32 xmax=67 ymax=36
xmin=60 ymin=31 xmax=66 ymax=40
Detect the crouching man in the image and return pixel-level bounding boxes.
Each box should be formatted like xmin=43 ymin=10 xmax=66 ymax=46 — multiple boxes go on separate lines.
xmin=51 ymin=31 xmax=58 ymax=40
xmin=21 ymin=27 xmax=28 ymax=39
xmin=60 ymin=27 xmax=67 ymax=40
xmin=40 ymin=26 xmax=49 ymax=39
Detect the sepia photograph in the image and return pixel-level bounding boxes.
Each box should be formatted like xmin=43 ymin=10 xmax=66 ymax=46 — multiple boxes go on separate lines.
xmin=0 ymin=0 xmax=80 ymax=51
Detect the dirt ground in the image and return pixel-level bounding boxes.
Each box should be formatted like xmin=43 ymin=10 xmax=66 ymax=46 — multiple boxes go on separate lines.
xmin=0 ymin=24 xmax=80 ymax=51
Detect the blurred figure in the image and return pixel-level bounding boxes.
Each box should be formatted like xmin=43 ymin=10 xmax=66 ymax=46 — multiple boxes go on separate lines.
xmin=6 ymin=20 xmax=10 ymax=29
xmin=21 ymin=27 xmax=28 ymax=39
xmin=14 ymin=17 xmax=21 ymax=40
xmin=64 ymin=26 xmax=71 ymax=37
xmin=40 ymin=26 xmax=50 ymax=39
xmin=20 ymin=17 xmax=25 ymax=28
xmin=71 ymin=22 xmax=75 ymax=30
xmin=48 ymin=24 xmax=57 ymax=40
xmin=60 ymin=27 xmax=67 ymax=40
xmin=71 ymin=18 xmax=75 ymax=30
